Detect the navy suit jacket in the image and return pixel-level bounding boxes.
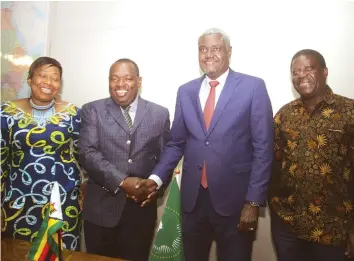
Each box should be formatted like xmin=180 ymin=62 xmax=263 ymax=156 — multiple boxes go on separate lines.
xmin=153 ymin=70 xmax=274 ymax=216
xmin=79 ymin=97 xmax=170 ymax=227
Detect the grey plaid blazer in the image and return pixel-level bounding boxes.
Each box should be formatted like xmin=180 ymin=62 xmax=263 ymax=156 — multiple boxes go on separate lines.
xmin=78 ymin=96 xmax=170 ymax=227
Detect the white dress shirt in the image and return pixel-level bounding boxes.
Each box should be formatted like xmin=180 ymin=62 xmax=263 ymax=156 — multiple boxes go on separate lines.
xmin=199 ymin=68 xmax=229 ymax=113
xmin=149 ymin=69 xmax=230 ymax=189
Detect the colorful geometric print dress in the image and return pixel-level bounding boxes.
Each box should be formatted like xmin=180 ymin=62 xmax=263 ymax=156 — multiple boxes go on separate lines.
xmin=0 ymin=101 xmax=82 ymax=251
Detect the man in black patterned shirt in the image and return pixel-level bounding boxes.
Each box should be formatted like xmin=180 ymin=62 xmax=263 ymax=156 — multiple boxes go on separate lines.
xmin=268 ymin=49 xmax=354 ymax=261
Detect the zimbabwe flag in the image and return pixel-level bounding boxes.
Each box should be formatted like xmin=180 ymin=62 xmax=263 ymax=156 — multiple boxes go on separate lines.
xmin=28 ymin=182 xmax=64 ymax=261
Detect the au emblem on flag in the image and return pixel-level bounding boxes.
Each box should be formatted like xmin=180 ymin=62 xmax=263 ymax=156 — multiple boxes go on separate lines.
xmin=150 ymin=167 xmax=184 ymax=261
xmin=28 ymin=182 xmax=64 ymax=261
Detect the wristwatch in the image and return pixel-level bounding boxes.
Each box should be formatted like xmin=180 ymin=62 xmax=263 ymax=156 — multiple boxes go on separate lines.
xmin=248 ymin=201 xmax=260 ymax=207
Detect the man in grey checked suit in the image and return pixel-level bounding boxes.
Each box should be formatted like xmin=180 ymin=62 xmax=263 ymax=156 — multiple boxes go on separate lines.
xmin=78 ymin=58 xmax=170 ymax=261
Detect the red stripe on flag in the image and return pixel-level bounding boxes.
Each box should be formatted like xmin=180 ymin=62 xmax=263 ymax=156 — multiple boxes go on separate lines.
xmin=38 ymin=243 xmax=50 ymax=261
xmin=49 ymin=253 xmax=57 ymax=261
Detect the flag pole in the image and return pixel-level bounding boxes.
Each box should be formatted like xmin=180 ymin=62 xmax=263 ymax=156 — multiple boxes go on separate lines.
xmin=58 ymin=229 xmax=63 ymax=261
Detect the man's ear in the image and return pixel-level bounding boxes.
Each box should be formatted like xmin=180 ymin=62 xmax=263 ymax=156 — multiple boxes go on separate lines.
xmin=323 ymin=67 xmax=328 ymax=79
xmin=137 ymin=77 xmax=142 ymax=88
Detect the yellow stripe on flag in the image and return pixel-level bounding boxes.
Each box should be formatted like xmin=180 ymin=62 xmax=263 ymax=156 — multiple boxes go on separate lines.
xmin=33 ymin=219 xmax=59 ymax=259
xmin=33 ymin=225 xmax=49 ymax=260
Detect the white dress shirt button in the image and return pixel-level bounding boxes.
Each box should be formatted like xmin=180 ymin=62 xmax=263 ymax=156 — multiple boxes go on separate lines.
xmin=128 ymin=159 xmax=133 ymax=163
xmin=126 ymin=140 xmax=131 ymax=145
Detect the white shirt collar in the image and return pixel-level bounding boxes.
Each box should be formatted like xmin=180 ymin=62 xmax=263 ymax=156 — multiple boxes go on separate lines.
xmin=122 ymin=94 xmax=139 ymax=113
xmin=205 ymin=68 xmax=230 ymax=87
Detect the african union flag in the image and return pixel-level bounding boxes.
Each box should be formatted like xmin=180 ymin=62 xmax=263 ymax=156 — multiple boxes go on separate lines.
xmin=150 ymin=169 xmax=184 ymax=261
xmin=28 ymin=182 xmax=64 ymax=261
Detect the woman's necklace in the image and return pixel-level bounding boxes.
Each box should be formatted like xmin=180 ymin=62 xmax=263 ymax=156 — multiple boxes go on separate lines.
xmin=29 ymin=98 xmax=55 ymax=127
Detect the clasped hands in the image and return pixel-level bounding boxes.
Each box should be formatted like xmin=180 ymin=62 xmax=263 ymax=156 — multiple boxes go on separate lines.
xmin=120 ymin=177 xmax=158 ymax=207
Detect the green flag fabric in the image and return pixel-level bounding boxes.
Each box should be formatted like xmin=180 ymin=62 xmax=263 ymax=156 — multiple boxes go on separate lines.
xmin=150 ymin=176 xmax=184 ymax=261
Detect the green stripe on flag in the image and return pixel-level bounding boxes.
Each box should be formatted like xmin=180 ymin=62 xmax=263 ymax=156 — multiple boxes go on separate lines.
xmin=28 ymin=207 xmax=50 ymax=259
xmin=47 ymin=220 xmax=63 ymax=255
xmin=28 ymin=206 xmax=64 ymax=260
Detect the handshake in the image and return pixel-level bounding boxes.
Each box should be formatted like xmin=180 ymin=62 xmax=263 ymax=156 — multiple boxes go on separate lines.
xmin=120 ymin=177 xmax=159 ymax=207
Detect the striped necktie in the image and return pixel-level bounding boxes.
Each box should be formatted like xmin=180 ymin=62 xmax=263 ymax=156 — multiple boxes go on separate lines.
xmin=123 ymin=106 xmax=133 ymax=131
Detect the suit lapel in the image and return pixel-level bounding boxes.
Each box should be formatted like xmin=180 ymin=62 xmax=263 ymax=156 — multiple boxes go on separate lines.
xmin=191 ymin=76 xmax=207 ymax=135
xmin=131 ymin=97 xmax=148 ymax=134
xmin=106 ymin=98 xmax=130 ymax=134
xmin=207 ymin=71 xmax=239 ymax=136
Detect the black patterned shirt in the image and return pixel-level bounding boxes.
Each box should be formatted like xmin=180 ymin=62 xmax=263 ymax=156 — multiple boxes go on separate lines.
xmin=268 ymin=87 xmax=354 ymax=246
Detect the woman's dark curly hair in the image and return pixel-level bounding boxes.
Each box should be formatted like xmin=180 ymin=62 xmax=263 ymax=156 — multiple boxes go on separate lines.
xmin=27 ymin=56 xmax=63 ymax=80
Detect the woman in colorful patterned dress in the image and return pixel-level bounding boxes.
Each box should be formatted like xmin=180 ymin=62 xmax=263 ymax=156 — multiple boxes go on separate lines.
xmin=0 ymin=57 xmax=81 ymax=250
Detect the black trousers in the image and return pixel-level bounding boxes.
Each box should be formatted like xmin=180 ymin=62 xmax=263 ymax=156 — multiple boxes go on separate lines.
xmin=182 ymin=186 xmax=255 ymax=261
xmin=270 ymin=210 xmax=348 ymax=261
xmin=84 ymin=199 xmax=156 ymax=261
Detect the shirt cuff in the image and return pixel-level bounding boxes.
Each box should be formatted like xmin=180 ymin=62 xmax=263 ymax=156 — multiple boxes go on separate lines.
xmin=114 ymin=179 xmax=125 ymax=194
xmin=149 ymin=174 xmax=163 ymax=189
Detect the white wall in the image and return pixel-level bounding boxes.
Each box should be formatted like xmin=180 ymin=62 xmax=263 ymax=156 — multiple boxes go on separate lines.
xmin=47 ymin=1 xmax=354 ymax=260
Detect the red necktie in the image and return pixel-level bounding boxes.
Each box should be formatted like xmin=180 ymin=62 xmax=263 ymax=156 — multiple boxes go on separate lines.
xmin=201 ymin=80 xmax=219 ymax=188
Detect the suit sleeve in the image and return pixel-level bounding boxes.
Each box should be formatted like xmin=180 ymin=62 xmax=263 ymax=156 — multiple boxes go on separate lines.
xmin=156 ymin=109 xmax=172 ymax=196
xmin=153 ymin=88 xmax=186 ymax=184
xmin=246 ymin=79 xmax=274 ymax=205
xmin=156 ymin=109 xmax=171 ymax=163
xmin=78 ymin=103 xmax=127 ymax=193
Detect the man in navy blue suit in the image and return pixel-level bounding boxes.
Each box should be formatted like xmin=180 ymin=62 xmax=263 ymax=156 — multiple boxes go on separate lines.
xmin=139 ymin=28 xmax=274 ymax=261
